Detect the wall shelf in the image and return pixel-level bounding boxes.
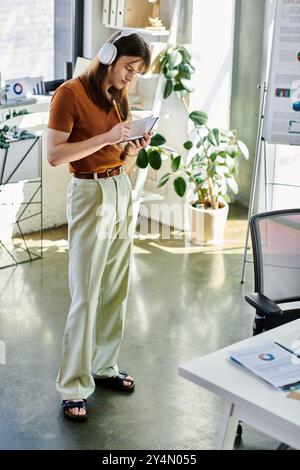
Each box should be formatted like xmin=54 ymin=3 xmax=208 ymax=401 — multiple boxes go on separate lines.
xmin=105 ymin=25 xmax=170 ymax=36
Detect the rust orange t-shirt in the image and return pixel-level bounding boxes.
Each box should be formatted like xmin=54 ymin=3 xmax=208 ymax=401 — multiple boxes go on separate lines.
xmin=47 ymin=76 xmax=124 ymax=173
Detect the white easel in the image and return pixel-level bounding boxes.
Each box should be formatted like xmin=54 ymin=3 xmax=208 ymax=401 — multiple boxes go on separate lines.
xmin=241 ymin=0 xmax=300 ymax=283
xmin=240 ymin=82 xmax=268 ymax=283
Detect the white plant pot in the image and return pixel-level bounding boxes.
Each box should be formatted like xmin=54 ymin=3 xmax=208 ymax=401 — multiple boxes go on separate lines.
xmin=187 ymin=201 xmax=229 ymax=245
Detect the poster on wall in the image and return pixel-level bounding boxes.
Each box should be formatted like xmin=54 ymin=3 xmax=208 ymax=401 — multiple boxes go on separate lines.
xmin=262 ymin=0 xmax=300 ymax=145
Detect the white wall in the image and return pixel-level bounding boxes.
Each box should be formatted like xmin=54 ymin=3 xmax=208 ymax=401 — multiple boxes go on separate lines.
xmin=230 ymin=0 xmax=266 ymax=208
xmin=189 ymin=0 xmax=236 ymax=128
xmin=83 ymin=0 xmax=106 ymax=58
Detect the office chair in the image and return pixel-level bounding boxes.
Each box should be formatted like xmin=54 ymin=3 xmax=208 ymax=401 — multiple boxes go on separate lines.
xmin=245 ymin=208 xmax=300 ymax=334
xmin=240 ymin=209 xmax=300 ymax=449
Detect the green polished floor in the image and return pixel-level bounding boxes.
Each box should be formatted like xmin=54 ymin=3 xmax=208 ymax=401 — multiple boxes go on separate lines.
xmin=0 ymin=207 xmax=282 ymax=450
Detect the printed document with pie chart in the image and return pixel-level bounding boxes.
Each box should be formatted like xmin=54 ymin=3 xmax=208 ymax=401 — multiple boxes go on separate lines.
xmin=229 ymin=341 xmax=300 ymax=390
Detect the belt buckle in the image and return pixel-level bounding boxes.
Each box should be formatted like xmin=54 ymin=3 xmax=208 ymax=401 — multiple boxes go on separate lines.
xmin=105 ymin=167 xmax=114 ymax=178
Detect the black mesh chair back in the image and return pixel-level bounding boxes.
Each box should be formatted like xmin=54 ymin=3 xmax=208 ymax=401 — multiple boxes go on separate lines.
xmin=251 ymin=209 xmax=300 ymax=301
xmin=247 ymin=209 xmax=300 ymax=333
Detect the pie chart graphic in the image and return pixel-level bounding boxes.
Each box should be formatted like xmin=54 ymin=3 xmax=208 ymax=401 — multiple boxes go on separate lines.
xmin=13 ymin=83 xmax=23 ymax=95
xmin=298 ymin=52 xmax=300 ymax=63
xmin=258 ymin=353 xmax=275 ymax=361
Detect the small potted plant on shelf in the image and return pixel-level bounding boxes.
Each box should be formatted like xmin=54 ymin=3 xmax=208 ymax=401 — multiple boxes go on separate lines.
xmin=136 ymin=110 xmax=249 ymax=245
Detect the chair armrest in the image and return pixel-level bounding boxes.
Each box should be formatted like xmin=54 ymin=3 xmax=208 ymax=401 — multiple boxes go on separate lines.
xmin=245 ymin=293 xmax=282 ymax=317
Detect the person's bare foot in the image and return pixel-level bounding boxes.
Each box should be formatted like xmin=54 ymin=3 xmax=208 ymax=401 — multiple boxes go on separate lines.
xmin=120 ymin=375 xmax=135 ymax=389
xmin=62 ymin=399 xmax=87 ymax=418
xmin=94 ymin=371 xmax=135 ymax=392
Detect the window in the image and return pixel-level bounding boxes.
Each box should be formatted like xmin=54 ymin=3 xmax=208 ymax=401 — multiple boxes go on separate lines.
xmin=0 ymin=0 xmax=74 ymax=83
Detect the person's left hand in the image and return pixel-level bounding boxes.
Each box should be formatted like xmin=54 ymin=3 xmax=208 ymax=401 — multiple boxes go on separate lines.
xmin=125 ymin=131 xmax=154 ymax=157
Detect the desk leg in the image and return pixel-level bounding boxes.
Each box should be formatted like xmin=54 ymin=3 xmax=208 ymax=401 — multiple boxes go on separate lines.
xmin=216 ymin=402 xmax=238 ymax=450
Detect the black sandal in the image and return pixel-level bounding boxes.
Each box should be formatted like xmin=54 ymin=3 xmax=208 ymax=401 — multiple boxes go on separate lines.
xmin=95 ymin=370 xmax=135 ymax=392
xmin=62 ymin=399 xmax=88 ymax=420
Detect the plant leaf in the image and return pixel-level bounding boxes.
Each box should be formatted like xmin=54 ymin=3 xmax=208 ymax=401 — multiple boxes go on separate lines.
xmin=178 ymin=72 xmax=191 ymax=80
xmin=189 ymin=111 xmax=208 ymax=126
xmin=179 ymin=46 xmax=192 ymax=62
xmin=164 ymin=79 xmax=173 ymax=99
xmin=207 ymin=128 xmax=220 ymax=147
xmin=226 ymin=145 xmax=239 ymax=157
xmin=157 ymin=173 xmax=171 ymax=188
xmin=183 ymin=140 xmax=193 ymax=150
xmin=237 ymin=140 xmax=249 ymax=160
xmin=168 ymin=50 xmax=183 ymax=68
xmin=216 ymin=165 xmax=227 ymax=176
xmin=227 ymin=177 xmax=239 ymax=194
xmin=173 ymin=177 xmax=186 ymax=197
xmin=171 ymin=155 xmax=181 ymax=172
xmin=210 ymin=152 xmax=218 ymax=162
xmin=166 ymin=69 xmax=179 ymax=79
xmin=148 ymin=150 xmax=162 ymax=170
xmin=178 ymin=64 xmax=192 ymax=79
xmin=225 ymin=155 xmax=235 ymax=170
xmin=196 ymin=137 xmax=206 ymax=148
xmin=178 ymin=63 xmax=193 ymax=74
xmin=222 ymin=194 xmax=231 ymax=203
xmin=150 ymin=134 xmax=166 ymax=146
xmin=180 ymin=79 xmax=194 ymax=93
xmin=136 ymin=148 xmax=148 ymax=168
xmin=174 ymin=82 xmax=185 ymax=91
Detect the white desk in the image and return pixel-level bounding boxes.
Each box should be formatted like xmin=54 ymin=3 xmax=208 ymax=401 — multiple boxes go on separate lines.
xmin=179 ymin=319 xmax=300 ymax=450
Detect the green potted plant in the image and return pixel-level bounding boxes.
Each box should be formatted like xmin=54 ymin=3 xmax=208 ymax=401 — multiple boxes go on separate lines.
xmin=160 ymin=44 xmax=195 ymax=106
xmin=136 ymin=110 xmax=249 ymax=245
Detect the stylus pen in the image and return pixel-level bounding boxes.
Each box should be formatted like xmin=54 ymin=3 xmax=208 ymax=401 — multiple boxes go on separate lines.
xmin=275 ymin=341 xmax=300 ymax=358
xmin=112 ymin=100 xmax=126 ymax=161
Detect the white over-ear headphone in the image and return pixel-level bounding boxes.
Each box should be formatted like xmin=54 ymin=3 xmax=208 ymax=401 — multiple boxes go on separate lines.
xmin=98 ymin=29 xmax=137 ymax=65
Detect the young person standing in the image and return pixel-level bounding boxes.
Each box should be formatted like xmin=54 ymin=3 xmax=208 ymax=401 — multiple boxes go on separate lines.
xmin=47 ymin=31 xmax=152 ymax=420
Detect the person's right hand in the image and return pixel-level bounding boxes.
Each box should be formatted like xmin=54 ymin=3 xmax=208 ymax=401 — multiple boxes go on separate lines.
xmin=106 ymin=122 xmax=131 ymax=145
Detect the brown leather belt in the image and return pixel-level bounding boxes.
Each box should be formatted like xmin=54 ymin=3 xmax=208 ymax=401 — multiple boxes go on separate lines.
xmin=73 ymin=166 xmax=123 ymax=179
